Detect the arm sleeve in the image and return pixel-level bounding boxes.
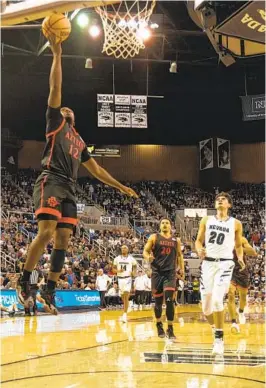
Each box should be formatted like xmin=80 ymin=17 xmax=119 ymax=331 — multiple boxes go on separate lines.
xmin=81 ymin=146 xmax=91 ymax=163
xmin=46 ymin=106 xmax=63 ymax=135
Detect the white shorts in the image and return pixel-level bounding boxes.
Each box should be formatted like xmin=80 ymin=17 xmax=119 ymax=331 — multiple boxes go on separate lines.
xmin=118 ymin=277 xmax=132 ymax=294
xmin=200 ymin=260 xmax=235 ymax=296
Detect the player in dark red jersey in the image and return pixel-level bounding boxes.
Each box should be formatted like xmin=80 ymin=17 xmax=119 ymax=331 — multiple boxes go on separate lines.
xmin=17 ymin=39 xmax=138 ymax=314
xmin=228 ymin=236 xmax=257 ymax=333
xmin=143 ymin=218 xmax=184 ymax=339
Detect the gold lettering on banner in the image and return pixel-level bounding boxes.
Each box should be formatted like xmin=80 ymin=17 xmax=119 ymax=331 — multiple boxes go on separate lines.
xmin=241 ymin=12 xmax=266 ymax=32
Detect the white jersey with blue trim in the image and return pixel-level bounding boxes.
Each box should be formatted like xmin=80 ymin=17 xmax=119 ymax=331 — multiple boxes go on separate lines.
xmin=205 ymin=216 xmax=235 ymax=259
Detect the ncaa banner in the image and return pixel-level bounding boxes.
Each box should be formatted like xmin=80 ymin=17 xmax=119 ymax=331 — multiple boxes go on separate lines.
xmin=217 ymin=138 xmax=231 ymax=169
xmin=131 ymin=95 xmax=148 ymax=128
xmin=215 ymin=2 xmax=265 ymax=44
xmin=240 ymin=94 xmax=265 ymax=121
xmin=115 ymin=95 xmax=131 ymax=128
xmin=199 ymin=138 xmax=213 ymax=170
xmin=97 ymin=94 xmax=114 ymax=127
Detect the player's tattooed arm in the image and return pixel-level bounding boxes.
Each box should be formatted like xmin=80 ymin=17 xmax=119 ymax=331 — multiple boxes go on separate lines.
xmin=82 ymin=158 xmax=138 ymax=198
xmin=235 ymin=220 xmax=245 ymax=271
xmin=195 ymin=216 xmax=208 ymax=259
xmin=47 ymin=37 xmax=62 ymax=109
xmin=143 ymin=234 xmax=155 ymax=262
xmin=177 ymin=238 xmax=184 ymax=276
xmin=242 ymin=237 xmax=257 ymax=257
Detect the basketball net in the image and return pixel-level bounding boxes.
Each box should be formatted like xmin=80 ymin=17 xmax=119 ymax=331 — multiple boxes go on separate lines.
xmin=96 ymin=0 xmax=156 ymax=59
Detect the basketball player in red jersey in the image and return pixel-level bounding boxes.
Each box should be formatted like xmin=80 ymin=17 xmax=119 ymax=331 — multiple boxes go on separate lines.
xmin=228 ymin=236 xmax=257 ymax=333
xmin=143 ymin=219 xmax=184 ymax=339
xmin=17 ymin=39 xmax=138 ymax=314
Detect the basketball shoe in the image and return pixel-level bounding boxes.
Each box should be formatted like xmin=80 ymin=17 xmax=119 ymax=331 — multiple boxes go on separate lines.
xmin=40 ymin=287 xmax=58 ymax=315
xmin=212 ymin=339 xmax=224 ymax=355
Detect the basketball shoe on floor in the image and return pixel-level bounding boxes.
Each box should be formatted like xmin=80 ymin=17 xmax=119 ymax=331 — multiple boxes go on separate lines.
xmin=166 ymin=326 xmax=176 ymax=340
xmin=17 ymin=280 xmax=31 ymax=307
xmin=40 ymin=288 xmax=58 ymax=315
xmin=122 ymin=312 xmax=127 ymax=323
xmin=231 ymin=322 xmax=240 ymax=334
xmin=212 ymin=339 xmax=224 ymax=355
xmin=156 ymin=322 xmax=165 ymax=338
xmin=238 ymin=312 xmax=246 ymax=324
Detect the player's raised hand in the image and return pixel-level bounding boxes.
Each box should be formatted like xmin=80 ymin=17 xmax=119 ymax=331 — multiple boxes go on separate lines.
xmin=198 ymin=247 xmax=206 ymax=260
xmin=119 ymin=185 xmax=138 ymax=198
xmin=238 ymin=258 xmax=246 ymax=272
xmin=48 ymin=35 xmax=62 ymax=56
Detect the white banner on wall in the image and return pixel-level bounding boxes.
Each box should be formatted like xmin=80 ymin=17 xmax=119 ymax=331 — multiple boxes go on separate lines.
xmin=115 ymin=95 xmax=131 ymax=128
xmin=199 ymin=138 xmax=213 ymax=170
xmin=184 ymin=208 xmax=207 ymax=218
xmin=97 ymin=94 xmax=148 ymax=128
xmin=217 ymin=138 xmax=231 ymax=169
xmin=131 ymin=95 xmax=148 ymax=128
xmin=97 ymin=94 xmax=114 ymax=127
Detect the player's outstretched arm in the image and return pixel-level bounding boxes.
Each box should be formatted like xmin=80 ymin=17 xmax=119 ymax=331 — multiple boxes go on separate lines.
xmin=177 ymin=238 xmax=184 ymax=275
xmin=48 ymin=37 xmax=62 ymax=109
xmin=235 ymin=220 xmax=245 ymax=270
xmin=82 ymin=158 xmax=138 ymax=198
xmin=195 ymin=216 xmax=207 ymax=259
xmin=242 ymin=237 xmax=257 ymax=257
xmin=143 ymin=235 xmax=155 ymax=262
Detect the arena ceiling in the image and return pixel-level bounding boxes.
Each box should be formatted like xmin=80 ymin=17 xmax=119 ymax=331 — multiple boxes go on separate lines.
xmin=1 ymin=1 xmax=265 ymax=145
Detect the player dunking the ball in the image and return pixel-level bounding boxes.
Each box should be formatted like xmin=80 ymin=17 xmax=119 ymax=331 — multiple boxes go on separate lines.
xmin=143 ymin=218 xmax=184 ymax=339
xmin=195 ymin=192 xmax=245 ymax=355
xmin=17 ymin=39 xmax=138 ymax=314
xmin=228 ymin=237 xmax=257 ymax=333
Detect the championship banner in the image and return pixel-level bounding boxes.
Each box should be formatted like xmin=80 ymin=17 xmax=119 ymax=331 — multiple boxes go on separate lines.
xmin=215 ymin=2 xmax=265 ymax=44
xmin=131 ymin=95 xmax=148 ymax=128
xmin=87 ymin=145 xmax=121 ymax=157
xmin=240 ymin=94 xmax=265 ymax=121
xmin=199 ymin=138 xmax=213 ymax=170
xmin=217 ymin=138 xmax=231 ymax=169
xmin=115 ymin=95 xmax=131 ymax=128
xmin=97 ymin=94 xmax=114 ymax=127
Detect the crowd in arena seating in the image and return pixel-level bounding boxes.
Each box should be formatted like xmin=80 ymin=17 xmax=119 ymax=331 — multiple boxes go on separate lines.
xmin=1 ymin=169 xmax=265 ymax=305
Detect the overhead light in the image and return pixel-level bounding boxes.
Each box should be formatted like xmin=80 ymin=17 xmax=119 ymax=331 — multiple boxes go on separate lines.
xmin=150 ymin=23 xmax=159 ymax=29
xmin=169 ymin=61 xmax=177 ymax=73
xmin=118 ymin=19 xmax=127 ymax=28
xmin=137 ymin=27 xmax=151 ymax=41
xmin=77 ymin=13 xmax=89 ymax=28
xmin=85 ymin=58 xmax=93 ymax=69
xmin=89 ymin=25 xmax=101 ymax=38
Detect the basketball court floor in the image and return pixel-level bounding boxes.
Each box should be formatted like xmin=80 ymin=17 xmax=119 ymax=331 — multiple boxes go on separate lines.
xmin=1 ymin=305 xmax=265 ymax=387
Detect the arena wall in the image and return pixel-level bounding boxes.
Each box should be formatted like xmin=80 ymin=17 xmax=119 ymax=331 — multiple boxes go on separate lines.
xmin=18 ymin=141 xmax=265 ymax=184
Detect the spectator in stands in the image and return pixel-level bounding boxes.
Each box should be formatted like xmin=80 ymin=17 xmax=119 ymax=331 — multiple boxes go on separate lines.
xmin=96 ymin=269 xmax=111 ymax=310
xmin=192 ymin=277 xmax=200 ymax=304
xmin=105 ymin=283 xmax=121 ymax=308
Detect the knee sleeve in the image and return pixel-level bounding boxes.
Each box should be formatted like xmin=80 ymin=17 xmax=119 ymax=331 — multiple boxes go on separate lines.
xmin=154 ymin=296 xmax=163 ymax=319
xmin=212 ymin=292 xmax=224 ymax=312
xmin=165 ymin=290 xmax=175 ymax=322
xmin=50 ymin=249 xmax=66 ymax=273
xmin=201 ymin=294 xmax=213 ymax=316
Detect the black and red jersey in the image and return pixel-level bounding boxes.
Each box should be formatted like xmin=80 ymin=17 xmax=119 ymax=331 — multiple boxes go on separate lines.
xmin=41 ymin=107 xmax=91 ymax=181
xmin=152 ymin=233 xmax=177 ymax=272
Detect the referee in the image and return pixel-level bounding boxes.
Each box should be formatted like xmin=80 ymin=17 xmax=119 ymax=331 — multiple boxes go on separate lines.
xmin=26 ymin=268 xmax=43 ymax=316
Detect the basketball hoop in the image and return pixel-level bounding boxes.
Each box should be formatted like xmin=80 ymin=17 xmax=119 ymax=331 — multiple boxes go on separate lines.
xmin=96 ymin=0 xmax=156 ymax=59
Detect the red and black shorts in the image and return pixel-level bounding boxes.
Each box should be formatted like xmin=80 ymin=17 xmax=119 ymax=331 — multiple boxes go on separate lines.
xmin=231 ymin=272 xmax=249 ymax=290
xmin=151 ymin=270 xmax=176 ymax=298
xmin=33 ymin=173 xmax=77 ymax=230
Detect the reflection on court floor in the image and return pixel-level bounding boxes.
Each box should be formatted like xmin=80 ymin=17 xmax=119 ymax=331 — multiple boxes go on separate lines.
xmin=1 ymin=306 xmax=265 ymax=388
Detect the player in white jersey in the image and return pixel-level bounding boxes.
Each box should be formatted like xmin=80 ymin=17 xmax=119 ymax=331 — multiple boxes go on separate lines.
xmin=113 ymin=245 xmax=137 ymax=322
xmin=196 ymin=192 xmax=244 ymax=356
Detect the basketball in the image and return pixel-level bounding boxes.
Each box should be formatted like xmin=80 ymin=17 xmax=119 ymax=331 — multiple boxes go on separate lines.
xmin=42 ymin=13 xmax=71 ymax=43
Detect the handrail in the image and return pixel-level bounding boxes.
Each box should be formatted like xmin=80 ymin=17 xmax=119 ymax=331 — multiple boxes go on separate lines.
xmin=1 ymin=252 xmax=16 ymax=271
